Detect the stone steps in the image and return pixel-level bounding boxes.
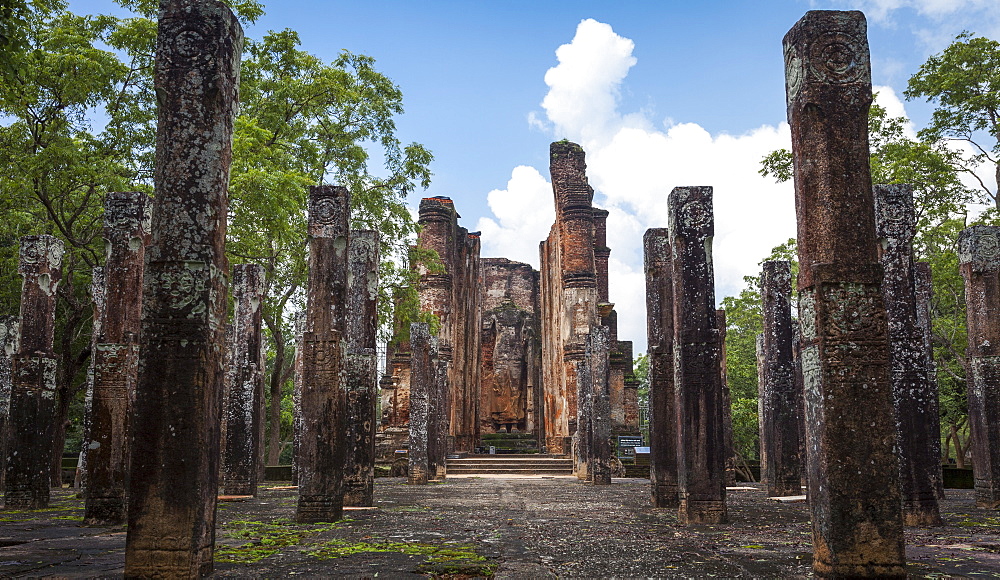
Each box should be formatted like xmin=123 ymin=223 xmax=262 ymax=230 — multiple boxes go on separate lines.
xmin=447 ymin=455 xmax=574 ymax=475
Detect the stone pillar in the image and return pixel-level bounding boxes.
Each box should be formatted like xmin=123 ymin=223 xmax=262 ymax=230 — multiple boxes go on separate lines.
xmin=874 ymin=184 xmax=942 ymax=525
xmin=759 ymin=261 xmax=801 ymax=497
xmin=343 ymin=231 xmax=378 ymax=506
xmin=5 ymin=235 xmax=63 ymax=509
xmin=125 ymin=2 xmax=241 ymax=574
xmin=432 ymin=357 xmax=449 ymax=479
xmin=221 ymin=264 xmax=265 ymax=497
xmin=296 ymin=185 xmax=350 ymax=523
xmin=643 ymin=228 xmax=678 ymax=508
xmin=77 ymin=270 xmax=104 ymax=494
xmin=575 ymin=350 xmax=592 ymax=480
xmin=408 ymin=322 xmax=433 ymax=485
xmin=958 ymin=225 xmax=1000 ymax=508
xmin=588 ymin=326 xmax=612 ymax=485
xmin=717 ymin=309 xmax=737 ymax=486
xmin=0 ymin=315 xmax=19 ymax=493
xmin=914 ymin=261 xmax=945 ymax=499
xmin=85 ymin=192 xmax=149 ymax=525
xmin=291 ymin=310 xmax=305 ymax=486
xmin=785 ymin=11 xmax=905 ymax=576
xmin=668 ymin=186 xmax=726 ymax=525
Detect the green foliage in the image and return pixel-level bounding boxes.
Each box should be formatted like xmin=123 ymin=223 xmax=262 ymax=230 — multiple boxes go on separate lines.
xmin=632 ymin=352 xmax=649 ymax=407
xmin=906 ymin=32 xmax=1000 ymax=208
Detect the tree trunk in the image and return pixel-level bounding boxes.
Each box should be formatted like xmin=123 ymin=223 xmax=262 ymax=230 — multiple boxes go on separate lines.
xmin=952 ymin=424 xmax=966 ymax=470
xmin=266 ymin=332 xmax=285 ymax=466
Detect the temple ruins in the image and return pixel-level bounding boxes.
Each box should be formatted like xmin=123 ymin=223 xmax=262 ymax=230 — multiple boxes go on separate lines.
xmin=378 ymin=141 xmax=641 ymax=470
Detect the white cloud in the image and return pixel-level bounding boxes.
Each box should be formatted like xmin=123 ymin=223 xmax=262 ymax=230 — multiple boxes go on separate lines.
xmin=475 ymin=165 xmax=555 ymax=267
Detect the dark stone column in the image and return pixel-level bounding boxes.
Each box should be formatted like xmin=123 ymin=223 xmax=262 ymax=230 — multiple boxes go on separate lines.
xmin=587 ymin=326 xmax=612 ymax=485
xmin=296 ymin=185 xmax=350 ymax=523
xmin=408 ymin=322 xmax=432 ymax=485
xmin=5 ymin=235 xmax=63 ymax=509
xmin=668 ymin=186 xmax=726 ymax=525
xmin=575 ymin=347 xmax=592 ymax=480
xmin=343 ymin=231 xmax=379 ymax=506
xmin=77 ymin=269 xmax=104 ymax=494
xmin=759 ymin=261 xmax=801 ymax=497
xmin=125 ymin=2 xmax=242 ymax=574
xmin=874 ymin=184 xmax=942 ymax=525
xmin=958 ymin=225 xmax=1000 ymax=508
xmin=221 ymin=264 xmax=265 ymax=497
xmin=432 ymin=357 xmax=449 ymax=480
xmin=791 ymin=321 xmax=808 ymax=486
xmin=717 ymin=309 xmax=737 ymax=486
xmin=785 ymin=11 xmax=905 ymax=576
xmin=85 ymin=192 xmax=150 ymax=525
xmin=914 ymin=261 xmax=945 ymax=499
xmin=593 ymin=208 xmax=611 ymax=304
xmin=0 ymin=315 xmax=19 ymax=492
xmin=644 ymin=228 xmax=678 ymax=507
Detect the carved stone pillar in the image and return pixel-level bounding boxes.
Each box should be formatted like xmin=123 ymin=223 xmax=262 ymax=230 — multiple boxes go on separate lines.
xmin=914 ymin=261 xmax=945 ymax=499
xmin=221 ymin=264 xmax=265 ymax=497
xmin=785 ymin=10 xmax=905 ymax=576
xmin=644 ymin=228 xmax=678 ymax=508
xmin=296 ymin=186 xmax=350 ymax=523
xmin=4 ymin=235 xmax=62 ymax=509
xmin=408 ymin=322 xmax=433 ymax=485
xmin=759 ymin=261 xmax=801 ymax=497
xmin=125 ymin=2 xmax=241 ymax=574
xmin=0 ymin=315 xmax=19 ymax=492
xmin=343 ymin=231 xmax=378 ymax=506
xmin=668 ymin=186 xmax=726 ymax=525
xmin=875 ymin=184 xmax=941 ymax=525
xmin=86 ymin=191 xmax=149 ymax=525
xmin=959 ymin=225 xmax=1000 ymax=508
xmin=587 ymin=326 xmax=612 ymax=485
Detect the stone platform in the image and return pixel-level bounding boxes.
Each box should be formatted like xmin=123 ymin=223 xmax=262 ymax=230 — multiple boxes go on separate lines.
xmin=2 ymin=479 xmax=1000 ymax=577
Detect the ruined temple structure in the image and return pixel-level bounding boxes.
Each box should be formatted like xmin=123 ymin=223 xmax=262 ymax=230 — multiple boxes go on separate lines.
xmin=480 ymin=259 xmax=542 ymax=436
xmin=379 ymin=142 xmax=639 ymax=460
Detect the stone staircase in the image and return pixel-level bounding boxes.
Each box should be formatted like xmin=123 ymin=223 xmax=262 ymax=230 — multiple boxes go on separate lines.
xmin=446 ymin=454 xmax=574 ymax=476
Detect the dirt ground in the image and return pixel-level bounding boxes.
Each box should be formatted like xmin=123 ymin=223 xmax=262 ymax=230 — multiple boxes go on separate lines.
xmin=2 ymin=476 xmax=1000 ymax=578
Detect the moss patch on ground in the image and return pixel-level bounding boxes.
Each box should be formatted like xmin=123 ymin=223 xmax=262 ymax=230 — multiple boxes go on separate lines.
xmin=215 ymin=518 xmax=345 ymax=564
xmin=306 ymin=538 xmax=497 ymax=576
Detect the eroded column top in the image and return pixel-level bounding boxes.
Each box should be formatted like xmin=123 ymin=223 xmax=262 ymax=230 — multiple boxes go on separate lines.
xmin=874 ymin=184 xmax=915 ymax=242
xmin=308 ymin=185 xmax=350 ymax=240
xmin=959 ymin=225 xmax=1000 ymax=273
xmin=783 ymin=10 xmax=871 ymax=109
xmin=19 ymin=235 xmax=64 ymax=275
xmin=667 ymin=187 xmax=714 ymax=240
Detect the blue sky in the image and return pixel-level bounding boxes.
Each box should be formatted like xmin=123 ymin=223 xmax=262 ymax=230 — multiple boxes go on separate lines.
xmin=68 ymin=0 xmax=1000 ymax=353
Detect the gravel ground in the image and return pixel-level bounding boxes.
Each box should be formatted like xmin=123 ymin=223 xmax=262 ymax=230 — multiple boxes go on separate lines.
xmin=2 ymin=476 xmax=1000 ymax=578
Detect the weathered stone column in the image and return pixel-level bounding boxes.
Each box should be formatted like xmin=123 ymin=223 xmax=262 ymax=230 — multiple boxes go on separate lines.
xmin=85 ymin=192 xmax=150 ymax=525
xmin=77 ymin=270 xmax=104 ymax=494
xmin=875 ymin=184 xmax=942 ymax=525
xmin=5 ymin=235 xmax=63 ymax=509
xmin=959 ymin=225 xmax=1000 ymax=508
xmin=588 ymin=326 xmax=612 ymax=485
xmin=914 ymin=261 xmax=945 ymax=499
xmin=343 ymin=231 xmax=378 ymax=506
xmin=432 ymin=357 xmax=449 ymax=480
xmin=668 ymin=186 xmax=726 ymax=525
xmin=125 ymin=2 xmax=241 ymax=575
xmin=785 ymin=11 xmax=905 ymax=576
xmin=644 ymin=228 xmax=678 ymax=507
xmin=575 ymin=351 xmax=592 ymax=480
xmin=296 ymin=185 xmax=350 ymax=523
xmin=717 ymin=309 xmax=737 ymax=486
xmin=221 ymin=264 xmax=265 ymax=497
xmin=759 ymin=261 xmax=802 ymax=497
xmin=408 ymin=322 xmax=433 ymax=485
xmin=0 ymin=315 xmax=19 ymax=492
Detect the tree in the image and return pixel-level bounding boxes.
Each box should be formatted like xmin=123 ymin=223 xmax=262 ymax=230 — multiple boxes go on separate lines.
xmin=719 ymin=240 xmax=797 ymax=466
xmin=229 ymin=28 xmax=433 ymax=464
xmin=906 ymin=32 xmax=1000 ymax=210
